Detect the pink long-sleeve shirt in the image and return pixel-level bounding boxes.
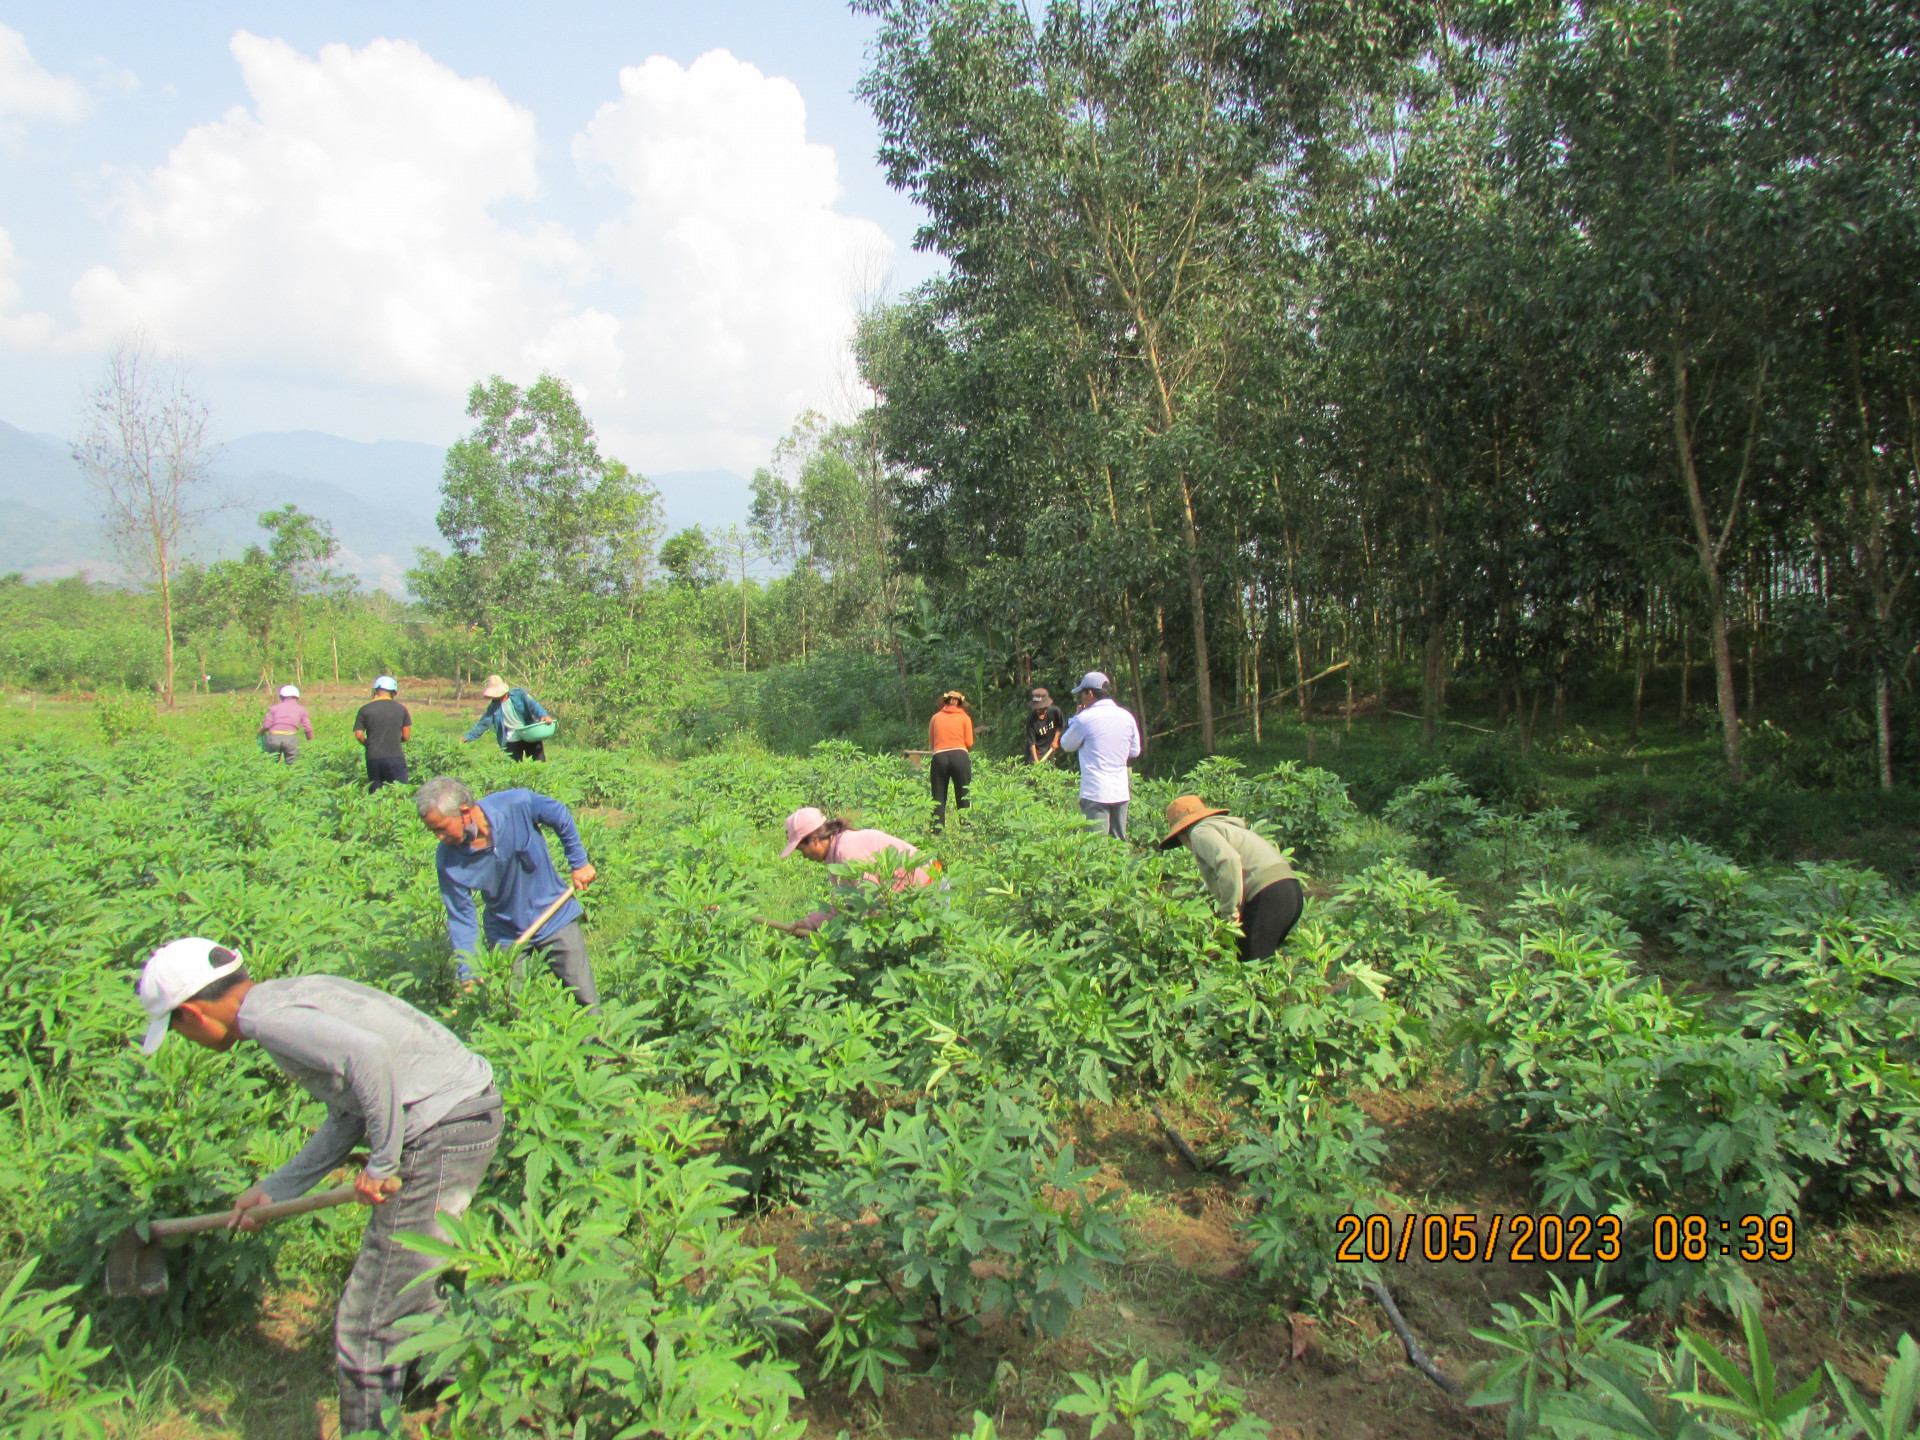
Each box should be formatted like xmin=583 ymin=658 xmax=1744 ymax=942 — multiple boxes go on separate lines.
xmin=797 ymin=829 xmax=934 ymax=932
xmin=262 ymin=699 xmax=313 ymax=738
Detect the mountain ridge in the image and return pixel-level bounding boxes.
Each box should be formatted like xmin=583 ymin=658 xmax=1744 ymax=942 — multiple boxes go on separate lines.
xmin=0 ymin=423 xmax=757 ymax=592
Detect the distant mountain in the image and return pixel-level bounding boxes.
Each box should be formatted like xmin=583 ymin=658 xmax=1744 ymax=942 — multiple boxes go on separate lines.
xmin=217 ymin=431 xmax=446 ymax=517
xmin=0 ymin=421 xmax=760 ymax=591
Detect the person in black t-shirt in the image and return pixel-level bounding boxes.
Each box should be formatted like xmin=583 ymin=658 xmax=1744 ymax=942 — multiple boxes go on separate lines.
xmin=353 ymin=677 xmax=413 ymax=792
xmin=1026 ymin=687 xmax=1067 ymax=764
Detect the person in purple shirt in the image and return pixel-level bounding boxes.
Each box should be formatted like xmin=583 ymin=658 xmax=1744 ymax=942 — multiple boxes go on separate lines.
xmin=414 ymin=776 xmax=600 ymax=1007
xmin=259 ymin=684 xmax=313 ymax=764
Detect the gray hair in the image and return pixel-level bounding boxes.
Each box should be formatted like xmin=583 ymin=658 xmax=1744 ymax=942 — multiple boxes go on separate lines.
xmin=415 ymin=776 xmax=475 ymax=820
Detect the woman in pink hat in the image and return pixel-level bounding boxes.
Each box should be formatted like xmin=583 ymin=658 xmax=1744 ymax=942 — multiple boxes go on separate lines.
xmin=777 ymin=806 xmax=932 ymax=933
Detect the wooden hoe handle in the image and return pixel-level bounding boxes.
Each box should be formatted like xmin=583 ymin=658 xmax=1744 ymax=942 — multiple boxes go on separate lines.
xmin=147 ymin=1184 xmax=361 ymax=1240
xmin=513 ymin=884 xmax=580 ymax=948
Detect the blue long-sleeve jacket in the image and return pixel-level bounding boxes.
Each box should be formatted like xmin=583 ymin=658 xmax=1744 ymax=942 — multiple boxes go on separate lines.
xmin=463 ymin=687 xmax=550 ymax=748
xmin=435 ymin=789 xmax=588 ymax=971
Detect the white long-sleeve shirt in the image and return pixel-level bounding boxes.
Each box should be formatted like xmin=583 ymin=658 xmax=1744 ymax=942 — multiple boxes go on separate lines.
xmin=1059 ymin=698 xmax=1142 ymax=803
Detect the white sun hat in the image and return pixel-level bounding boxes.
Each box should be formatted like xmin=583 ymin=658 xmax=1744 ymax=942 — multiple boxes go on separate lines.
xmin=278 ymin=685 xmax=300 ymax=699
xmin=135 ymin=938 xmax=245 ymax=1054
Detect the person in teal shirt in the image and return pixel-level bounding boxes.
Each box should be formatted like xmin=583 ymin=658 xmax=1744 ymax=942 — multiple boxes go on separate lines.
xmin=461 ymin=673 xmax=552 ymax=761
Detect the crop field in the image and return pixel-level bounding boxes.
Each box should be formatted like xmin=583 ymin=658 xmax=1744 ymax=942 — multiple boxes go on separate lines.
xmin=5 ymin=697 xmax=1920 ymax=1440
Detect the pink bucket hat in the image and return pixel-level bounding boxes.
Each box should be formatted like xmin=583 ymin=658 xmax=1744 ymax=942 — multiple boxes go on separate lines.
xmin=780 ymin=806 xmax=828 ymax=858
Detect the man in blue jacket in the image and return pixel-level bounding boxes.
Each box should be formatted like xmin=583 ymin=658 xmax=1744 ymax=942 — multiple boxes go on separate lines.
xmin=460 ymin=673 xmax=552 ymax=761
xmin=415 ymin=776 xmax=599 ymax=1006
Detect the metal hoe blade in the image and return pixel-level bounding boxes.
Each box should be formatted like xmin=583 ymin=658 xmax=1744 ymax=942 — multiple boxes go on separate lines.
xmin=104 ymin=1225 xmax=170 ymax=1298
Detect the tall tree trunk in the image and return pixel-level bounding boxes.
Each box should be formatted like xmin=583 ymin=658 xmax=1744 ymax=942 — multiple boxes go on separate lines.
xmin=1421 ymin=622 xmax=1444 ymax=747
xmin=1176 ymin=472 xmax=1214 ymax=753
xmin=1671 ymin=329 xmax=1760 ymax=785
xmin=1681 ymin=630 xmax=1691 ymax=717
xmin=1289 ymin=584 xmax=1309 ymax=730
xmin=1155 ymin=606 xmax=1171 ymax=720
xmin=1122 ymin=594 xmax=1148 ymax=744
xmin=1252 ymin=639 xmax=1263 ymax=743
xmin=158 ymin=567 xmax=177 ymax=710
xmin=1632 ymin=645 xmax=1647 ymax=745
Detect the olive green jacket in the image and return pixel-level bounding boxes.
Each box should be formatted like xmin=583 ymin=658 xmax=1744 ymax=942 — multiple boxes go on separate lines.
xmin=1183 ymin=816 xmax=1295 ymax=919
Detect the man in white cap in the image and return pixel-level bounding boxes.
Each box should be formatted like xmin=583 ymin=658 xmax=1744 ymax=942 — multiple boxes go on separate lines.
xmin=1058 ymin=671 xmax=1143 ymax=839
xmin=258 ymin=684 xmax=312 ymax=764
xmin=134 ymin=938 xmax=499 ymax=1436
xmin=353 ymin=677 xmax=412 ymax=793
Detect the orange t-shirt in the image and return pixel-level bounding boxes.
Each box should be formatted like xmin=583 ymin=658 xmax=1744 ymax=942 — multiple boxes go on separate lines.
xmin=928 ymin=707 xmax=974 ymax=753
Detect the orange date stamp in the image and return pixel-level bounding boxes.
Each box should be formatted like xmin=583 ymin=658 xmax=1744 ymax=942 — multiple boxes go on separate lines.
xmin=1335 ymin=1212 xmax=1623 ymax=1265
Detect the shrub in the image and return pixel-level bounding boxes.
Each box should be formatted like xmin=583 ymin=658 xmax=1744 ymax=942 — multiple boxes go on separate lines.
xmin=1226 ymin=1078 xmax=1386 ymax=1306
xmin=0 ymin=1259 xmax=125 ymax=1440
xmin=1614 ymin=839 xmax=1777 ymax=968
xmin=1382 ymin=772 xmax=1486 ymax=868
xmin=802 ymin=1088 xmax=1124 ymax=1373
xmin=390 ymin=1098 xmax=809 ymax=1440
xmin=1047 ymin=1360 xmax=1272 ymax=1440
xmin=49 ymin=1042 xmax=319 ymax=1332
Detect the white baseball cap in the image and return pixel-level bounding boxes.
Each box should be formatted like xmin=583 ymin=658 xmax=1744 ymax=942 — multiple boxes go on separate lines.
xmin=278 ymin=685 xmax=300 ymax=699
xmin=373 ymin=676 xmax=397 ymax=692
xmin=135 ymin=938 xmax=245 ymax=1054
xmin=1075 ymin=671 xmax=1111 ymax=693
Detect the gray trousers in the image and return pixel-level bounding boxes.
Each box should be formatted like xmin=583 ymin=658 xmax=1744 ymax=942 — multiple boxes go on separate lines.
xmin=1079 ymin=797 xmax=1130 ymax=840
xmin=262 ymin=731 xmax=300 ymax=764
xmin=336 ymin=1096 xmax=501 ymax=1436
xmin=518 ymin=919 xmax=599 ymax=1009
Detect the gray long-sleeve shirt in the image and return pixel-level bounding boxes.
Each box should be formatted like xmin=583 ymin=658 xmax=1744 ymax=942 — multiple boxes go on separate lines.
xmin=236 ymin=976 xmax=494 ymax=1201
xmin=1183 ymin=815 xmax=1296 ymax=919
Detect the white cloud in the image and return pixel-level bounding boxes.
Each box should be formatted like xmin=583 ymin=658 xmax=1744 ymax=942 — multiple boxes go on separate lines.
xmin=0 ymin=23 xmax=90 ymax=139
xmin=0 ymin=228 xmax=54 ymax=348
xmin=60 ymin=36 xmax=889 ymax=474
xmin=575 ymin=50 xmax=893 ymax=466
xmin=72 ymin=32 xmax=619 ymax=394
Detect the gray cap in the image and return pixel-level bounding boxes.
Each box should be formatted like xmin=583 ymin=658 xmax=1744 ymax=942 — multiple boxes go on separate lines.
xmin=1074 ymin=671 xmax=1110 ymax=693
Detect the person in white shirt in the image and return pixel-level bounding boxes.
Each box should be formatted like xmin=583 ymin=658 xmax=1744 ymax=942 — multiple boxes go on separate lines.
xmin=1058 ymin=670 xmax=1143 ymax=839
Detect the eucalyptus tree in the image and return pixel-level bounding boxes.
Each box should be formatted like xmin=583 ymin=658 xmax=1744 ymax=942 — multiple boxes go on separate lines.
xmin=413 ymin=373 xmax=661 ymax=627
xmin=1749 ymin=0 xmax=1920 ymax=788
xmin=1536 ymin=0 xmax=1818 ymax=781
xmin=858 ymin=0 xmax=1299 ymax=750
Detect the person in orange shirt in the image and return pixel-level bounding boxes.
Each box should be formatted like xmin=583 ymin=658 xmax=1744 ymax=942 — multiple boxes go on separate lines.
xmin=927 ymin=689 xmax=975 ymax=829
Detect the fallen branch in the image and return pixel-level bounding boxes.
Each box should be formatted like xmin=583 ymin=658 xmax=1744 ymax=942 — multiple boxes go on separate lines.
xmin=751 ymin=915 xmax=806 ymax=936
xmin=1149 ymin=661 xmax=1353 ymax=740
xmin=1382 ymin=709 xmax=1496 ymax=736
xmin=1362 ymin=1279 xmax=1462 ymax=1397
xmin=1150 ymin=1102 xmax=1210 ymax=1175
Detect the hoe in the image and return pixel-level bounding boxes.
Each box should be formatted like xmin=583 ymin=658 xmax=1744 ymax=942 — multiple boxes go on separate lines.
xmin=104 ymin=1184 xmax=360 ymax=1298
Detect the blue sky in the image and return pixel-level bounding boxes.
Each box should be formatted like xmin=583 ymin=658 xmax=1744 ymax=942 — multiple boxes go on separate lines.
xmin=0 ymin=2 xmax=937 ymax=472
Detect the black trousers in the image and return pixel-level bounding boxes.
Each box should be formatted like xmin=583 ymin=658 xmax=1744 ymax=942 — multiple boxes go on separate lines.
xmin=505 ymin=739 xmax=546 ymax=762
xmin=1239 ymin=878 xmax=1304 ymax=963
xmin=366 ymin=755 xmax=409 ymax=792
xmin=930 ymin=749 xmax=971 ymax=825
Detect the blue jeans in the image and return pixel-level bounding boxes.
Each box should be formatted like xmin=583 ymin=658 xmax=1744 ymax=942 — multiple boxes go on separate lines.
xmin=1078 ymin=797 xmax=1129 ymax=840
xmin=335 ymin=1095 xmax=501 ymax=1436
